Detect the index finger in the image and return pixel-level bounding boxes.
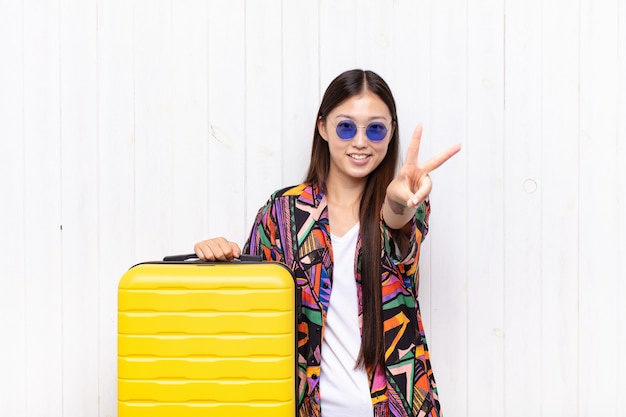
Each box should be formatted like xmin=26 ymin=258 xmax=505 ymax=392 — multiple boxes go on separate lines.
xmin=404 ymin=124 xmax=423 ymax=166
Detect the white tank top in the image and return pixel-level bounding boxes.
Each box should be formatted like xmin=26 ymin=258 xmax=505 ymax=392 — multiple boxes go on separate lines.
xmin=320 ymin=223 xmax=374 ymax=417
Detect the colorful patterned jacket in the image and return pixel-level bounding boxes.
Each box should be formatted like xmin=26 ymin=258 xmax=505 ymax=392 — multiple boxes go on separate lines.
xmin=242 ymin=182 xmax=441 ymax=417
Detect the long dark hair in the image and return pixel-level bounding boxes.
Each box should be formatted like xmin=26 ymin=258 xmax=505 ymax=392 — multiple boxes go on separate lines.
xmin=304 ymin=69 xmax=399 ymax=371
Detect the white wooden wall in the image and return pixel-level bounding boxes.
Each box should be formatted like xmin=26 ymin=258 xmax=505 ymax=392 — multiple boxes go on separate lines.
xmin=0 ymin=1 xmax=624 ymax=416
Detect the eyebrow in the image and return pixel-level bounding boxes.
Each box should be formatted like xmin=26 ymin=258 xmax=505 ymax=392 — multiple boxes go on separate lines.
xmin=334 ymin=113 xmax=391 ymax=123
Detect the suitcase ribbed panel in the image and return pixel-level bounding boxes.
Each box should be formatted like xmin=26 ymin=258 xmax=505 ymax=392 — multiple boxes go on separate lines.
xmin=118 ymin=262 xmax=296 ymax=417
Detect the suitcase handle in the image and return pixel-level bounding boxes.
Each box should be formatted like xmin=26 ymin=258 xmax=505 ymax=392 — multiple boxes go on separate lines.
xmin=162 ymin=253 xmax=262 ymax=262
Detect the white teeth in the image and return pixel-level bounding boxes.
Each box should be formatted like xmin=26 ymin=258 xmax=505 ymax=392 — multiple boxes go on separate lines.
xmin=350 ymin=154 xmax=368 ymax=160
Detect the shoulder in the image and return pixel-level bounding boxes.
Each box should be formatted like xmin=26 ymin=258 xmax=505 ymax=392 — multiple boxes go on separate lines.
xmin=254 ymin=184 xmax=305 ymax=216
xmin=270 ymin=183 xmax=308 ymax=199
xmin=256 ymin=183 xmax=324 ymax=217
xmin=267 ymin=183 xmax=322 ymax=204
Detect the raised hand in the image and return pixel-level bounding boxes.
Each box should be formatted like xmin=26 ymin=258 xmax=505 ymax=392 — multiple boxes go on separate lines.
xmin=383 ymin=124 xmax=461 ymax=229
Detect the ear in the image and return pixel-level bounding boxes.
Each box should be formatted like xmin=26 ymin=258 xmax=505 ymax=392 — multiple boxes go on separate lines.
xmin=317 ymin=117 xmax=329 ymax=142
xmin=390 ymin=121 xmax=397 ymax=139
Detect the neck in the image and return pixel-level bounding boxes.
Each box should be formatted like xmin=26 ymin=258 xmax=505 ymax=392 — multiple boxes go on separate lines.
xmin=325 ymin=174 xmax=365 ymax=209
xmin=325 ymin=176 xmax=363 ymax=237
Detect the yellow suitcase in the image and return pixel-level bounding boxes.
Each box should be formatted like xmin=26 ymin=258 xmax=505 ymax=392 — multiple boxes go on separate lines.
xmin=118 ymin=255 xmax=298 ymax=417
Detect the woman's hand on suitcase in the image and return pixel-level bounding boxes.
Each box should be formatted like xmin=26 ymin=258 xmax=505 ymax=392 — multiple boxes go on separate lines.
xmin=194 ymin=237 xmax=242 ymax=261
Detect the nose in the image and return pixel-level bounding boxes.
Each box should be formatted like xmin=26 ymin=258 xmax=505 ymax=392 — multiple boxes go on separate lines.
xmin=352 ymin=126 xmax=368 ymax=147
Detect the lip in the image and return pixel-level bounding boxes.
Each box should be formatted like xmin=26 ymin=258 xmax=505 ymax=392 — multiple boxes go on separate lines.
xmin=347 ymin=153 xmax=371 ymax=164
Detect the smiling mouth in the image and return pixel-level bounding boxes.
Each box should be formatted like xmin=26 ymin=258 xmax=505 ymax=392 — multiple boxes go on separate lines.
xmin=349 ymin=154 xmax=369 ymax=160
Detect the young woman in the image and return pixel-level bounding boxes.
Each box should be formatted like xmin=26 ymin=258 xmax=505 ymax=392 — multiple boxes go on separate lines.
xmin=194 ymin=69 xmax=460 ymax=417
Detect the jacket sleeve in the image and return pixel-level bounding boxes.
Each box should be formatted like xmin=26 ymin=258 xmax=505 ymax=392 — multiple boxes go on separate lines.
xmin=381 ymin=198 xmax=430 ymax=292
xmin=242 ymin=197 xmax=285 ymax=263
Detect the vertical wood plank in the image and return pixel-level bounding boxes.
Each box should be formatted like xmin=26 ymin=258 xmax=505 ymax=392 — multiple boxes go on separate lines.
xmin=503 ymin=0 xmax=543 ymax=414
xmin=59 ymin=0 xmax=99 ymax=415
xmin=467 ymin=1 xmax=506 ymax=416
xmin=170 ymin=0 xmax=209 ymax=253
xmin=22 ymin=0 xmax=63 ymax=414
xmin=390 ymin=0 xmax=432 ymax=167
xmin=319 ymin=0 xmax=358 ymax=86
xmin=354 ymin=0 xmax=394 ymax=78
xmin=206 ymin=0 xmax=247 ymax=242
xmin=133 ymin=0 xmax=173 ymax=261
xmin=428 ymin=2 xmax=469 ymax=415
xmin=540 ymin=0 xmax=580 ymax=414
xmin=97 ymin=1 xmax=136 ymax=414
xmin=579 ymin=0 xmax=620 ymax=415
xmin=618 ymin=2 xmax=626 ymax=413
xmin=281 ymin=0 xmax=320 ymax=187
xmin=0 ymin=1 xmax=26 ymax=414
xmin=391 ymin=0 xmax=432 ymax=167
xmin=244 ymin=0 xmax=284 ymax=228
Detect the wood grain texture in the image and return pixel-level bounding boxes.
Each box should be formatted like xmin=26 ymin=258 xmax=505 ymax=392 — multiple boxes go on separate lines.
xmin=22 ymin=1 xmax=63 ymax=415
xmin=0 ymin=1 xmax=26 ymax=415
xmin=0 ymin=1 xmax=624 ymax=416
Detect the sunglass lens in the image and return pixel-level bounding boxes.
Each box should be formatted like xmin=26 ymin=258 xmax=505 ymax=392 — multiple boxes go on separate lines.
xmin=336 ymin=120 xmax=357 ymax=140
xmin=366 ymin=122 xmax=387 ymax=142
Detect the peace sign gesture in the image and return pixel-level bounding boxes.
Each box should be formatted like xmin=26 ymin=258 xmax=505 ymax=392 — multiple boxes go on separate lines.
xmin=383 ymin=124 xmax=461 ymax=229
